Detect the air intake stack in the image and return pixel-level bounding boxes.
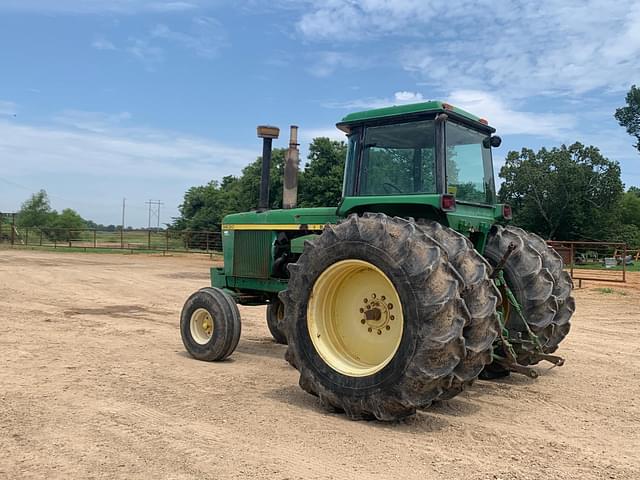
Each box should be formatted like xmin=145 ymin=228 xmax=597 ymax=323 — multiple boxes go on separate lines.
xmin=283 ymin=125 xmax=299 ymax=209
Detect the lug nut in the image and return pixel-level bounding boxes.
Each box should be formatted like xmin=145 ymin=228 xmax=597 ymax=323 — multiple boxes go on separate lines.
xmin=390 ymin=315 xmax=395 ymax=321
xmin=372 ymin=293 xmax=376 ymax=299
xmin=377 ymin=329 xmax=382 ymax=335
xmin=385 ymin=325 xmax=390 ymax=331
xmin=359 ymin=308 xmax=364 ymax=313
xmin=361 ymin=319 xmax=366 ymax=324
xmin=367 ymin=327 xmax=372 ymax=333
xmin=388 ymin=303 xmax=393 ymax=310
xmin=363 ymin=298 xmax=368 ymax=303
xmin=381 ymin=296 xmax=386 ymax=301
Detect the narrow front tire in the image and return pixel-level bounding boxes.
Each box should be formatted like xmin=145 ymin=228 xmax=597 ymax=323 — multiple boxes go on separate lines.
xmin=180 ymin=287 xmax=241 ymax=361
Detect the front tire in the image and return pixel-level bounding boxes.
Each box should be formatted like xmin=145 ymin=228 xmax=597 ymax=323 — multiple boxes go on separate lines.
xmin=180 ymin=287 xmax=241 ymax=361
xmin=266 ymin=297 xmax=287 ymax=345
xmin=280 ymin=213 xmax=471 ymax=421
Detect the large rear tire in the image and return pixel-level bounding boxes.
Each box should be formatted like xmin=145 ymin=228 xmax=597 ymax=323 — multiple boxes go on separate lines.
xmin=484 ymin=226 xmax=574 ymax=365
xmin=417 ymin=220 xmax=500 ymax=398
xmin=280 ymin=213 xmax=473 ymax=421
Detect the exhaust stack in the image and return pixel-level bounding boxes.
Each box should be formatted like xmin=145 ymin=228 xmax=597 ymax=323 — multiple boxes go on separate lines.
xmin=283 ymin=125 xmax=299 ymax=209
xmin=257 ymin=125 xmax=280 ymax=211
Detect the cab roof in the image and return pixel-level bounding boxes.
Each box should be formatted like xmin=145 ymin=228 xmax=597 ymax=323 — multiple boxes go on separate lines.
xmin=336 ymin=100 xmax=494 ymax=133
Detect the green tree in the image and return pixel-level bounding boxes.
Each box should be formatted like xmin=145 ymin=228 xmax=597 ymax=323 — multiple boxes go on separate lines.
xmin=175 ymin=149 xmax=286 ymax=230
xmin=298 ymin=138 xmax=347 ymax=207
xmin=499 ymin=143 xmax=623 ymax=240
xmin=16 ymin=190 xmax=55 ymax=227
xmin=610 ymin=188 xmax=640 ymax=247
xmin=615 ymin=85 xmax=640 ymax=153
xmin=49 ymin=208 xmax=86 ymax=230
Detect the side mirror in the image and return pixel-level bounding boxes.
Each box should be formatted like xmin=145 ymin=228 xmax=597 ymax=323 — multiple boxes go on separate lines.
xmin=483 ymin=135 xmax=502 ymax=148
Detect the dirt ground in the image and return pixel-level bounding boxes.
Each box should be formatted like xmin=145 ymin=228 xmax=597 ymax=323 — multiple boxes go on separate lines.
xmin=0 ymin=249 xmax=638 ymax=480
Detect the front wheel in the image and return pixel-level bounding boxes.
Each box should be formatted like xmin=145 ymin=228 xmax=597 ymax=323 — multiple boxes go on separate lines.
xmin=180 ymin=287 xmax=242 ymax=361
xmin=266 ymin=297 xmax=287 ymax=345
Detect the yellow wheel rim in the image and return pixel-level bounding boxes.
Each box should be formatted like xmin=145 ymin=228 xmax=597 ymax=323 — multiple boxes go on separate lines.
xmin=307 ymin=259 xmax=404 ymax=377
xmin=190 ymin=308 xmax=214 ymax=345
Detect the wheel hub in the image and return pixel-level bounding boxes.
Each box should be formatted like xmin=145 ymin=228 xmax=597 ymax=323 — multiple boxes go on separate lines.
xmin=360 ymin=294 xmax=395 ymax=334
xmin=190 ymin=308 xmax=214 ymax=345
xmin=307 ymin=260 xmax=404 ymax=377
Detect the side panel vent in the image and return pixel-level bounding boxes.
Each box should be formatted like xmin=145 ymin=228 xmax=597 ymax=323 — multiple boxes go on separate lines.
xmin=232 ymin=230 xmax=272 ymax=279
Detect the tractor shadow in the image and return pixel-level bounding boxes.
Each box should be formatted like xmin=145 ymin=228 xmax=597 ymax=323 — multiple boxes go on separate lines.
xmin=235 ymin=337 xmax=287 ymax=360
xmin=266 ymin=385 xmax=455 ymax=432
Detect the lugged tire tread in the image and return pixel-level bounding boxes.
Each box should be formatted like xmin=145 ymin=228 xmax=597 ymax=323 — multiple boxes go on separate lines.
xmin=416 ymin=220 xmax=500 ymax=399
xmin=484 ymin=226 xmax=574 ymax=364
xmin=280 ymin=213 xmax=471 ymax=421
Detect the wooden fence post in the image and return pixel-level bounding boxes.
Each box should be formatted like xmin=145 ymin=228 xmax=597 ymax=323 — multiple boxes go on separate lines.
xmin=11 ymin=213 xmax=16 ymax=246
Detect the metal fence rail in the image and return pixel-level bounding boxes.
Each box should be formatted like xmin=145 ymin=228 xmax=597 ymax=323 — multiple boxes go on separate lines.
xmin=547 ymin=240 xmax=629 ymax=286
xmin=0 ymin=225 xmax=222 ymax=254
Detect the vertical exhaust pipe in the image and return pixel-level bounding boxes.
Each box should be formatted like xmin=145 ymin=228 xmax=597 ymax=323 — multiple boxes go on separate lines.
xmin=257 ymin=125 xmax=280 ymax=211
xmin=283 ymin=125 xmax=299 ymax=209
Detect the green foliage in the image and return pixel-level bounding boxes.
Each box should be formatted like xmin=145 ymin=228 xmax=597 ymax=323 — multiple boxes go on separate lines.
xmin=610 ymin=188 xmax=640 ymax=247
xmin=175 ymin=138 xmax=347 ymax=229
xmin=615 ymin=85 xmax=640 ymax=153
xmin=298 ymin=138 xmax=346 ymax=207
xmin=16 ymin=190 xmax=55 ymax=227
xmin=175 ymin=149 xmax=286 ymax=230
xmin=16 ymin=190 xmax=88 ymax=240
xmin=499 ymin=143 xmax=624 ymax=240
xmin=49 ymin=208 xmax=86 ymax=230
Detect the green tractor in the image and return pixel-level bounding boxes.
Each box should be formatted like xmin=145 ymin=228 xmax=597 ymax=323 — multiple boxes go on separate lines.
xmin=180 ymin=101 xmax=575 ymax=421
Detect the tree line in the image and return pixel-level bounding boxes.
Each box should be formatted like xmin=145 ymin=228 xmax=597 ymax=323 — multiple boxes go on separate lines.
xmin=175 ymin=85 xmax=640 ymax=246
xmin=11 ymin=86 xmax=640 ymax=246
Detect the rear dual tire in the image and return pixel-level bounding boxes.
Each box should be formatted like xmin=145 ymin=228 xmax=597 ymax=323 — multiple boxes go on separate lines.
xmin=484 ymin=226 xmax=574 ymax=365
xmin=281 ymin=213 xmax=498 ymax=421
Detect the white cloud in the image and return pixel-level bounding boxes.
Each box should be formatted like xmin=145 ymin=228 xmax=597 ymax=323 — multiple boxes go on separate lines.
xmin=91 ymin=38 xmax=116 ymax=51
xmin=150 ymin=17 xmax=227 ymax=59
xmin=296 ymin=0 xmax=439 ymax=41
xmin=126 ymin=38 xmax=165 ymax=70
xmin=299 ymin=127 xmax=346 ymax=143
xmin=306 ymin=51 xmax=360 ymax=78
xmin=0 ymin=100 xmax=17 ymax=116
xmin=0 ymin=0 xmax=205 ymax=14
xmin=53 ymin=110 xmax=132 ymax=133
xmin=447 ymin=90 xmax=576 ymax=139
xmin=323 ymin=91 xmax=426 ymax=109
xmin=296 ymin=0 xmax=640 ymax=98
xmin=0 ymin=115 xmax=255 ymax=181
xmin=322 ymin=89 xmax=575 ymax=139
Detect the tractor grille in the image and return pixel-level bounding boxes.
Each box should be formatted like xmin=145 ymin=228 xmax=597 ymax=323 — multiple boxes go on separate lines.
xmin=232 ymin=230 xmax=272 ymax=279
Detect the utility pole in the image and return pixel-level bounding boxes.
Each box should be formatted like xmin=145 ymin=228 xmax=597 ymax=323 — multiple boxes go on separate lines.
xmin=121 ymin=198 xmax=126 ymax=230
xmin=145 ymin=200 xmax=163 ymax=231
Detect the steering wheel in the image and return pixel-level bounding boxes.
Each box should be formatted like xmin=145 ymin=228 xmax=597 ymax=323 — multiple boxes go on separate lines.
xmin=382 ymin=182 xmax=402 ymax=194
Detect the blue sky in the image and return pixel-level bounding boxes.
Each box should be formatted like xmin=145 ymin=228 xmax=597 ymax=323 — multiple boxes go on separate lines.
xmin=1 ymin=0 xmax=639 ymax=227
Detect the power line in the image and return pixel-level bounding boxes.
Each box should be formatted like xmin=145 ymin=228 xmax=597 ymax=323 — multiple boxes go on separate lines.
xmin=145 ymin=200 xmax=163 ymax=231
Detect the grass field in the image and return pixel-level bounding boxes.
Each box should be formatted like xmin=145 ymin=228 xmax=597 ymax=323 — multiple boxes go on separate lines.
xmin=572 ymin=262 xmax=640 ymax=272
xmin=4 ymin=227 xmax=221 ymax=253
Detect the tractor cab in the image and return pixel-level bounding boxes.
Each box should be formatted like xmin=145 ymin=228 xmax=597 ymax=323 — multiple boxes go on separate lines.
xmin=335 ymin=101 xmax=508 ymax=248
